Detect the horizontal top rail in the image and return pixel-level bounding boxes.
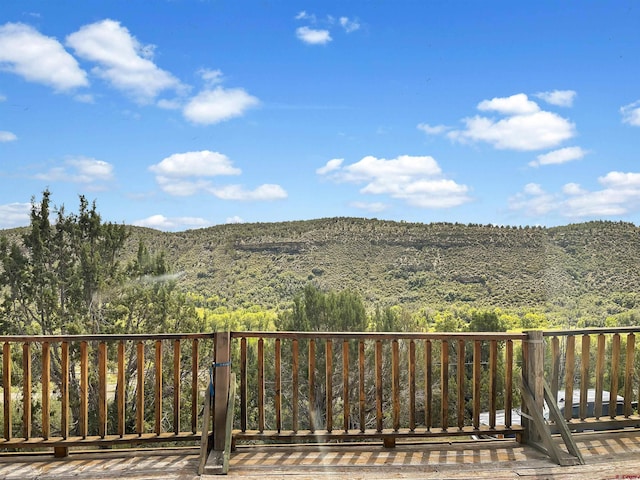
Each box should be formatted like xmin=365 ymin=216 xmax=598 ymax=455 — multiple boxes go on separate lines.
xmin=0 ymin=332 xmax=216 ymax=343
xmin=230 ymin=331 xmax=526 ymax=341
xmin=542 ymin=326 xmax=640 ymax=336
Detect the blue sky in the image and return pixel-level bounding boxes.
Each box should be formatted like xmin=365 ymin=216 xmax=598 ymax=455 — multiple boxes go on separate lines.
xmin=1 ymin=1 xmax=639 ymax=231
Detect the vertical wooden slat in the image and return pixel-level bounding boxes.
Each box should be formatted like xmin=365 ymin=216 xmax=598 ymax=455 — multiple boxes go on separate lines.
xmin=154 ymin=340 xmax=163 ymax=435
xmin=325 ymin=339 xmax=333 ymax=433
xmin=358 ymin=340 xmax=365 ymax=433
xmin=594 ymin=334 xmax=605 ymax=419
xmin=472 ymin=340 xmax=481 ymax=429
xmin=409 ymin=340 xmax=416 ymax=431
xmin=505 ymin=339 xmax=513 ymax=427
xmin=425 ymin=339 xmax=432 ymax=430
xmin=275 ymin=338 xmax=282 ymax=433
xmin=212 ymin=332 xmax=231 ymax=452
xmin=551 ymin=336 xmax=560 ymax=401
xmin=136 ymin=341 xmax=144 ymax=435
xmin=375 ymin=340 xmax=383 ymax=432
xmin=173 ymin=339 xmax=181 ymax=434
xmin=308 ymin=339 xmax=316 ymax=433
xmin=343 ymin=340 xmax=349 ymax=432
xmin=80 ymin=341 xmax=88 ymax=438
xmin=117 ymin=341 xmax=125 ymax=437
xmin=489 ymin=339 xmax=497 ymax=428
xmin=564 ymin=335 xmax=575 ymax=421
xmin=610 ymin=333 xmax=620 ymax=419
xmin=292 ymin=339 xmax=299 ymax=433
xmin=392 ymin=339 xmax=400 ymax=432
xmin=257 ymin=338 xmax=264 ymax=433
xmin=3 ymin=342 xmax=11 ymax=440
xmin=98 ymin=341 xmax=107 ymax=438
xmin=624 ymin=333 xmax=635 ymax=417
xmin=240 ymin=337 xmax=247 ymax=432
xmin=42 ymin=341 xmax=50 ymax=440
xmin=60 ymin=341 xmax=69 ymax=439
xmin=22 ymin=343 xmax=31 ymax=439
xmin=456 ymin=339 xmax=465 ymax=430
xmin=579 ymin=334 xmax=590 ymax=420
xmin=441 ymin=340 xmax=449 ymax=431
xmin=191 ymin=338 xmax=199 ymax=434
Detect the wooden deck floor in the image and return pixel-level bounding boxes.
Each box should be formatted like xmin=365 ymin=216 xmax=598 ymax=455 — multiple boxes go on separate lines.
xmin=1 ymin=430 xmax=640 ymax=479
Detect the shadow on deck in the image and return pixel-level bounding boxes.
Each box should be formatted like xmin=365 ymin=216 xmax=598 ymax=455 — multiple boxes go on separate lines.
xmin=1 ymin=430 xmax=640 ymax=479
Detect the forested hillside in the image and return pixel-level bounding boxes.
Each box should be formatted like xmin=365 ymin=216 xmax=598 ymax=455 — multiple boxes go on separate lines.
xmin=115 ymin=218 xmax=640 ymax=325
xmin=4 ymin=216 xmax=640 ymax=329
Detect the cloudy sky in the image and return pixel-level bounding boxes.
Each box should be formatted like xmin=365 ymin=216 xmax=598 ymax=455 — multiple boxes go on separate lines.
xmin=1 ymin=1 xmax=639 ymax=230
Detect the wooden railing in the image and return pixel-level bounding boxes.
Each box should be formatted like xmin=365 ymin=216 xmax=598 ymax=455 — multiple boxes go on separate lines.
xmin=543 ymin=327 xmax=640 ymax=433
xmin=0 ymin=333 xmax=215 ymax=455
xmin=229 ymin=331 xmax=527 ymax=445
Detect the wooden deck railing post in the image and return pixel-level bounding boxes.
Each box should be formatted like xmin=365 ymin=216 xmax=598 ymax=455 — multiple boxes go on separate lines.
xmin=521 ymin=330 xmax=544 ymax=444
xmin=213 ymin=331 xmax=231 ymax=452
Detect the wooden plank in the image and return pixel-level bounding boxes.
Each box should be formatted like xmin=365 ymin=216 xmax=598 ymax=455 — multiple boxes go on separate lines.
xmin=99 ymin=341 xmax=107 ymax=438
xmin=326 ymin=339 xmax=333 ymax=433
xmin=154 ymin=340 xmax=163 ymax=436
xmin=136 ymin=341 xmax=144 ymax=436
xmin=594 ymin=334 xmax=605 ymax=419
xmin=3 ymin=342 xmax=11 ymax=440
xmin=505 ymin=339 xmax=513 ymax=427
xmin=409 ymin=340 xmax=416 ymax=431
xmin=624 ymin=333 xmax=635 ymax=417
xmin=42 ymin=341 xmax=50 ymax=440
xmin=342 ymin=340 xmax=349 ymax=432
xmin=117 ymin=341 xmax=125 ymax=437
xmin=441 ymin=340 xmax=449 ymax=431
xmin=60 ymin=341 xmax=69 ymax=439
xmin=610 ymin=333 xmax=620 ymax=420
xmin=489 ymin=339 xmax=497 ymax=428
xmin=564 ymin=335 xmax=575 ymax=421
xmin=22 ymin=342 xmax=31 ymax=439
xmin=292 ymin=339 xmax=299 ymax=433
xmin=359 ymin=340 xmax=365 ymax=433
xmin=257 ymin=337 xmax=264 ymax=433
xmin=240 ymin=337 xmax=247 ymax=432
xmin=213 ymin=331 xmax=231 ymax=452
xmin=173 ymin=339 xmax=181 ymax=435
xmin=580 ymin=334 xmax=590 ymax=420
xmin=543 ymin=381 xmax=585 ymax=465
xmin=375 ymin=340 xmax=383 ymax=432
xmin=392 ymin=339 xmax=400 ymax=432
xmin=275 ymin=338 xmax=282 ymax=433
xmin=519 ymin=378 xmax=560 ymax=465
xmin=197 ymin=374 xmax=213 ymax=476
xmin=308 ymin=339 xmax=315 ymax=433
xmin=425 ymin=340 xmax=432 ymax=430
xmin=80 ymin=341 xmax=88 ymax=438
xmin=191 ymin=338 xmax=199 ymax=434
xmin=456 ymin=339 xmax=464 ymax=431
xmin=472 ymin=340 xmax=481 ymax=429
xmin=551 ymin=336 xmax=560 ymax=403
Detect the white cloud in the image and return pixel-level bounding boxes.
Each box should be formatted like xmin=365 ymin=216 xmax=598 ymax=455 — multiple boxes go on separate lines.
xmin=0 ymin=22 xmax=88 ymax=91
xmin=133 ymin=214 xmax=209 ymax=231
xmin=157 ymin=98 xmax=182 ymax=110
xmin=350 ymin=201 xmax=387 ymax=212
xmin=226 ymin=216 xmax=244 ymax=224
xmin=295 ymin=11 xmax=316 ymax=22
xmin=0 ymin=94 xmax=6 ymax=102
xmin=154 ymin=177 xmax=212 ymax=196
xmin=621 ymin=101 xmax=640 ymax=126
xmin=183 ymin=86 xmax=259 ymax=125
xmin=74 ymin=93 xmax=95 ymax=103
xmin=478 ymin=93 xmax=540 ymax=115
xmin=199 ymin=68 xmax=223 ymax=86
xmin=0 ymin=202 xmax=31 ymax=228
xmin=209 ymin=184 xmax=288 ymax=201
xmin=339 ymin=17 xmax=360 ymax=33
xmin=150 ymin=150 xmax=241 ymax=177
xmin=66 ymin=19 xmax=182 ymax=103
xmin=318 ymin=154 xmax=471 ymax=209
xmin=535 ymin=90 xmax=577 ymax=107
xmin=316 ymin=158 xmax=343 ymax=175
xmin=509 ymin=171 xmax=640 ymax=218
xmin=296 ymin=26 xmax=332 ymax=45
xmin=417 ymin=123 xmax=449 ymax=135
xmin=35 ymin=157 xmax=114 ymax=186
xmin=0 ymin=131 xmax=17 ymax=142
xmin=529 ymin=146 xmax=588 ymax=167
xmin=448 ymin=93 xmax=575 ymax=151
